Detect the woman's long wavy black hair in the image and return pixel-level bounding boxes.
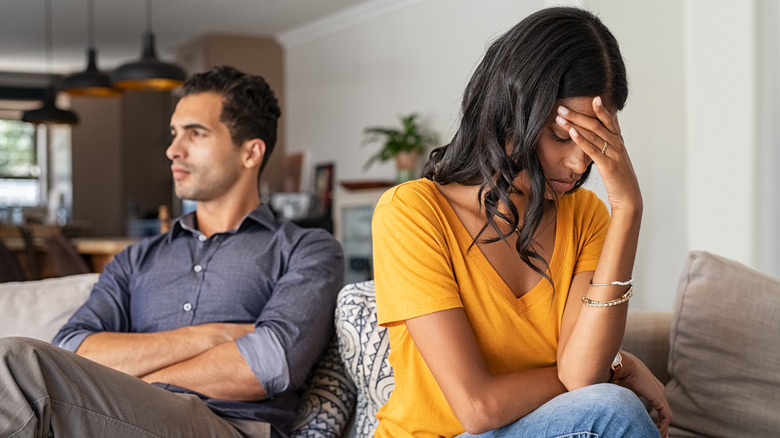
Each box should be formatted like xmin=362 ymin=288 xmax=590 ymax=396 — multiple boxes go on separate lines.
xmin=422 ymin=7 xmax=628 ymax=280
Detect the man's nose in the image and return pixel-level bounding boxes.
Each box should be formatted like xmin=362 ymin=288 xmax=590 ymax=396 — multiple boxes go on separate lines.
xmin=166 ymin=136 xmax=182 ymax=160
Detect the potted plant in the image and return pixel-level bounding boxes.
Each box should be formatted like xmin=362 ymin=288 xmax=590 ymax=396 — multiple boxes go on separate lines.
xmin=363 ymin=113 xmax=438 ymax=183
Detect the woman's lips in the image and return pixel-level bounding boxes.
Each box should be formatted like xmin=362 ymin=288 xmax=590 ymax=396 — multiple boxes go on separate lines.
xmin=549 ymin=179 xmax=576 ymax=193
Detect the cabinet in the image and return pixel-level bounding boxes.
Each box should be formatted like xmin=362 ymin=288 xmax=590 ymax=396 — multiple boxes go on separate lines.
xmin=333 ymin=188 xmax=386 ymax=284
xmin=71 ymin=91 xmax=174 ymax=236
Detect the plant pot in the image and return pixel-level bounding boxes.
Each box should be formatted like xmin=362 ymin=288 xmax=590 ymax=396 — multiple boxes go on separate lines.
xmin=395 ymin=151 xmax=419 ymax=184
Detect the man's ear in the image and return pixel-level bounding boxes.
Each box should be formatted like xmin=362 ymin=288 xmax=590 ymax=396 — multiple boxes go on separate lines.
xmin=243 ymin=138 xmax=266 ymax=170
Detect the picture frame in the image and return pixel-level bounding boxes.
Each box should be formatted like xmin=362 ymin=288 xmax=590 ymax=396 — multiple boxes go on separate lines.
xmin=311 ymin=162 xmax=334 ymax=218
xmin=282 ymin=152 xmax=304 ymax=192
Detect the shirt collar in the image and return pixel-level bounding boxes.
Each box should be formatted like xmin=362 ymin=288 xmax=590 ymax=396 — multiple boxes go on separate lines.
xmin=168 ymin=203 xmax=276 ymax=242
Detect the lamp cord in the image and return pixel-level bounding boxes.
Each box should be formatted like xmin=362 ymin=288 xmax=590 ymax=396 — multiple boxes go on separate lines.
xmin=45 ymin=0 xmax=52 ymax=76
xmin=146 ymin=0 xmax=153 ymax=33
xmin=87 ymin=0 xmax=95 ymax=48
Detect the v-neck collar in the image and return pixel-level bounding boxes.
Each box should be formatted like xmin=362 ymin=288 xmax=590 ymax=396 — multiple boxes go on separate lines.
xmin=426 ymin=179 xmax=568 ymax=313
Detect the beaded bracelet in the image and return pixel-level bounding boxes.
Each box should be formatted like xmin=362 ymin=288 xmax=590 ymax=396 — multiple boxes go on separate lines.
xmin=581 ymin=285 xmax=633 ymax=308
xmin=590 ymin=277 xmax=633 ymax=287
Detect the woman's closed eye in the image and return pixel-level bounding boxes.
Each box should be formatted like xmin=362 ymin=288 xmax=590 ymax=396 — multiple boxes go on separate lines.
xmin=550 ymin=128 xmax=571 ymax=143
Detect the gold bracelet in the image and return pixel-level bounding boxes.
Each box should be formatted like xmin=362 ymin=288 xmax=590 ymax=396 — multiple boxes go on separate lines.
xmin=590 ymin=277 xmax=633 ymax=287
xmin=581 ymin=285 xmax=633 ymax=307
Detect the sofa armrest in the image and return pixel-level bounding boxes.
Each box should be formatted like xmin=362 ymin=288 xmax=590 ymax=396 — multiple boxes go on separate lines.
xmin=622 ymin=310 xmax=672 ymax=385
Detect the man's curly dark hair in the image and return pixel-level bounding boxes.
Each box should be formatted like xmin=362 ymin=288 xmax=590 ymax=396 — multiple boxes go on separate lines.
xmin=182 ymin=65 xmax=282 ymax=174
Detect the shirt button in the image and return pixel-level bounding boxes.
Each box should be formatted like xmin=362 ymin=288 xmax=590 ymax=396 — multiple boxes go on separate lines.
xmin=198 ymin=235 xmax=207 ymax=242
xmin=183 ymin=302 xmax=193 ymax=312
xmin=193 ymin=265 xmax=203 ymax=273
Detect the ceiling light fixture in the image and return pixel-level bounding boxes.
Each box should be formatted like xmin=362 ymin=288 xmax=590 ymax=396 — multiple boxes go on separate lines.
xmin=22 ymin=0 xmax=79 ymax=125
xmin=22 ymin=86 xmax=80 ymax=125
xmin=111 ymin=0 xmax=187 ymax=91
xmin=60 ymin=0 xmax=120 ymax=97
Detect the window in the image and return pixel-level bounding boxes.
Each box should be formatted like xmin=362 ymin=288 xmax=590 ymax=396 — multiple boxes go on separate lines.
xmin=0 ymin=119 xmax=41 ymax=207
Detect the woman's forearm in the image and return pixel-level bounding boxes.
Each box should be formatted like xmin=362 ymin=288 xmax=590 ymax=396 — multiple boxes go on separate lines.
xmin=558 ymin=205 xmax=642 ymax=388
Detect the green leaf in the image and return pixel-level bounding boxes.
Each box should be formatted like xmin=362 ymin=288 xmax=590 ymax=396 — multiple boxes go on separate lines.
xmin=362 ymin=113 xmax=438 ymax=170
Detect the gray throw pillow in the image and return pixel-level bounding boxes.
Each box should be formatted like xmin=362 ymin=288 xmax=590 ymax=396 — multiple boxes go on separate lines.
xmin=666 ymin=251 xmax=780 ymax=438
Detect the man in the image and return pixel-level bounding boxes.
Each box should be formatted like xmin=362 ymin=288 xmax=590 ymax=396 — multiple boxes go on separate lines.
xmin=0 ymin=65 xmax=344 ymax=437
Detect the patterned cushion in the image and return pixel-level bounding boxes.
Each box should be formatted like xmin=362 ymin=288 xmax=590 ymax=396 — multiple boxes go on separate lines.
xmin=288 ymin=281 xmax=394 ymax=437
xmin=289 ymin=334 xmax=357 ymax=438
xmin=335 ymin=281 xmax=394 ymax=437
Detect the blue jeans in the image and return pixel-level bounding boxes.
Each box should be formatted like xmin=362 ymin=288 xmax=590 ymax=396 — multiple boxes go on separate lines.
xmin=458 ymin=384 xmax=660 ymax=438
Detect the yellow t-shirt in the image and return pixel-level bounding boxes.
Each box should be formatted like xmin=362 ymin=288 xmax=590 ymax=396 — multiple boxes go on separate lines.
xmin=372 ymin=178 xmax=609 ymax=438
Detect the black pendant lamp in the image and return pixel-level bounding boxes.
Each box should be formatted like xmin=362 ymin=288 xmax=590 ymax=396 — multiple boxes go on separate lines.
xmin=22 ymin=0 xmax=79 ymax=125
xmin=22 ymin=86 xmax=80 ymax=124
xmin=111 ymin=0 xmax=187 ymax=91
xmin=60 ymin=0 xmax=120 ymax=97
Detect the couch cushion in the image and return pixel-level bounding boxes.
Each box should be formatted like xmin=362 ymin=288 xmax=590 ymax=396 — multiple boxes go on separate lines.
xmin=289 ymin=333 xmax=357 ymax=438
xmin=335 ymin=281 xmax=393 ymax=438
xmin=666 ymin=251 xmax=780 ymax=437
xmin=622 ymin=310 xmax=672 ymax=385
xmin=0 ymin=273 xmax=98 ymax=341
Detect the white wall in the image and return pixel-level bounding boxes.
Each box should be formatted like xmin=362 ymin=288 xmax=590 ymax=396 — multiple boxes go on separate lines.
xmin=281 ymin=0 xmax=543 ymax=185
xmin=280 ymin=0 xmax=775 ymax=310
xmin=757 ymin=0 xmax=780 ymax=279
xmin=685 ymin=1 xmax=758 ymax=269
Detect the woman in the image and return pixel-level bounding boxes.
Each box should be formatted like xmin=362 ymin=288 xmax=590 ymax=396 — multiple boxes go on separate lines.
xmin=372 ymin=6 xmax=672 ymax=438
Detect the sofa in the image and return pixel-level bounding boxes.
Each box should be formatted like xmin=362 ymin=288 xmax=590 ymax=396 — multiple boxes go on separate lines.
xmin=1 ymin=250 xmax=779 ymax=437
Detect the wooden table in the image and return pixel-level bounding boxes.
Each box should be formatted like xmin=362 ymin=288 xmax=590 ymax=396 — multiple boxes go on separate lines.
xmin=71 ymin=237 xmax=139 ymax=273
xmin=3 ymin=226 xmax=139 ymax=277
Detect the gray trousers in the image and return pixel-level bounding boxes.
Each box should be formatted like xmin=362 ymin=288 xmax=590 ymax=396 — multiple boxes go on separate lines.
xmin=0 ymin=337 xmax=271 ymax=438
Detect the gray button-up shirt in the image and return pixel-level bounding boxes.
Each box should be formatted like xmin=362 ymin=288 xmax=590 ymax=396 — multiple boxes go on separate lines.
xmin=53 ymin=204 xmax=344 ymax=431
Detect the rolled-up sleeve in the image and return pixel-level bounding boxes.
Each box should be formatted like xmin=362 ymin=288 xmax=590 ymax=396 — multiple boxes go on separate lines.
xmin=235 ymin=326 xmax=289 ymax=396
xmin=236 ymin=227 xmax=344 ymax=397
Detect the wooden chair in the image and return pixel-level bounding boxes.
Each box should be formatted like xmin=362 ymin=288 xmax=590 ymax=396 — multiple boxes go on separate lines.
xmin=0 ymin=238 xmax=26 ymax=282
xmin=44 ymin=235 xmax=91 ymax=277
xmin=17 ymin=226 xmax=41 ymax=280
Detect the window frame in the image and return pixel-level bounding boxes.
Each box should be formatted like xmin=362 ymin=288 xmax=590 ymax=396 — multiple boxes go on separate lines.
xmin=0 ymin=116 xmax=45 ymax=208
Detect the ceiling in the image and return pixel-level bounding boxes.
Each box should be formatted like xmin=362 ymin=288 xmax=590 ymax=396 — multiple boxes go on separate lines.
xmin=0 ymin=0 xmax=367 ymax=75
